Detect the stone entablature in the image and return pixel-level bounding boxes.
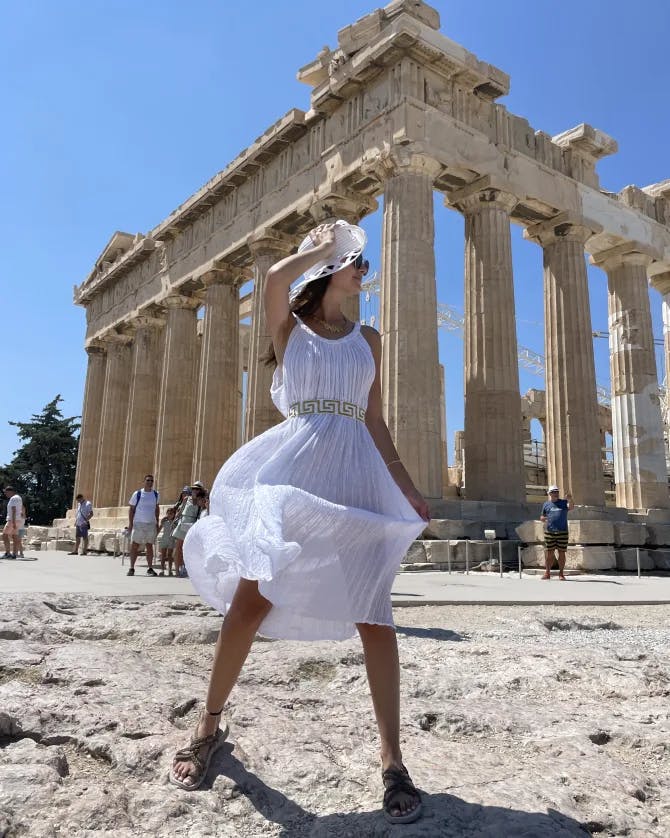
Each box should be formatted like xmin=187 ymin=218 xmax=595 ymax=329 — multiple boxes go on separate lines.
xmin=76 ymin=2 xmax=670 ymax=346
xmin=72 ymin=0 xmax=670 ymax=515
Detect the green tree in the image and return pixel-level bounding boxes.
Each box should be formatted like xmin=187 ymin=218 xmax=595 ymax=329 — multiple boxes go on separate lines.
xmin=3 ymin=396 xmax=80 ymax=525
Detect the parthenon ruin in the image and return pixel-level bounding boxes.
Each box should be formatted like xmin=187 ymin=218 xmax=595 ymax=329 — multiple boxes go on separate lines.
xmin=71 ymin=0 xmax=670 ymax=560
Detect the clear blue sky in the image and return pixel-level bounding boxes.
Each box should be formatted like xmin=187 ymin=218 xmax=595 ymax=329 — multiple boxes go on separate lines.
xmin=2 ymin=0 xmax=669 ymax=465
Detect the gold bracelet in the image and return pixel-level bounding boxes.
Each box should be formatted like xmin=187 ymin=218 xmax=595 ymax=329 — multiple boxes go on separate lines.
xmin=385 ymin=458 xmax=402 ymax=467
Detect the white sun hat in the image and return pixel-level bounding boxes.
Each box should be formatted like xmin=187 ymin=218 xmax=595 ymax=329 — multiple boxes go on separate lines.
xmin=547 ymin=485 xmax=560 ymax=494
xmin=289 ymin=220 xmax=367 ymax=302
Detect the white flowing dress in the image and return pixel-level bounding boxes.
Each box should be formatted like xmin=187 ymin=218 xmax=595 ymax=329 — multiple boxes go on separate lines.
xmin=184 ymin=316 xmax=425 ymax=641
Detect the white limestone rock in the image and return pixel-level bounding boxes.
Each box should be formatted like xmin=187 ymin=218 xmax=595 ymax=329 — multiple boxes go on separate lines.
xmin=0 ymin=595 xmax=668 ymax=836
xmin=646 ymin=524 xmax=670 ymax=547
xmin=651 ymin=549 xmax=670 ymax=570
xmin=565 ymin=546 xmax=616 ymax=570
xmin=568 ymin=520 xmax=614 ymax=544
xmin=521 ymin=544 xmax=616 ymax=570
xmin=515 ymin=520 xmax=544 ymax=543
xmin=615 ymin=548 xmax=654 ymax=571
xmin=613 ymin=522 xmax=647 ymax=546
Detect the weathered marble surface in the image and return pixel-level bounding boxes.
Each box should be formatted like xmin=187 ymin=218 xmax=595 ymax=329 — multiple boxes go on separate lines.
xmin=1 ymin=596 xmax=669 ymax=836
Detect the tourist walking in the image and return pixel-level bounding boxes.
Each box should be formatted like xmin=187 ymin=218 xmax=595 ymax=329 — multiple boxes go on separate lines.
xmin=540 ymin=485 xmax=574 ymax=580
xmin=70 ymin=493 xmax=94 ymax=556
xmin=3 ymin=486 xmax=24 ymax=559
xmin=169 ymin=221 xmax=428 ymax=824
xmin=126 ymin=474 xmax=160 ymax=577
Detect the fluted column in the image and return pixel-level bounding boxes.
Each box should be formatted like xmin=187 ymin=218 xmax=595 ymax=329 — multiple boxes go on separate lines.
xmin=154 ymin=293 xmax=200 ymax=502
xmin=450 ymin=180 xmax=525 ymax=502
xmin=524 ymin=216 xmax=604 ymax=507
xmin=309 ymin=193 xmax=377 ymax=323
xmin=592 ymin=247 xmax=668 ymax=509
xmin=118 ymin=314 xmax=165 ymax=504
xmin=652 ymin=272 xmax=670 ymax=432
xmin=245 ymin=231 xmax=294 ymax=441
xmin=380 ymin=157 xmax=442 ymax=498
xmin=93 ymin=333 xmax=133 ymax=508
xmin=192 ymin=267 xmax=241 ymax=487
xmin=73 ymin=342 xmax=107 ymax=504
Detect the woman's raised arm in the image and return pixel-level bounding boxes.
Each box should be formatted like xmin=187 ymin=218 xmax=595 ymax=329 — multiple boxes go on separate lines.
xmin=264 ymin=225 xmax=336 ymax=346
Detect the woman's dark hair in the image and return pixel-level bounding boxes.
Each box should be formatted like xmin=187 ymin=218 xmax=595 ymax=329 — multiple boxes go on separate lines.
xmin=262 ymin=274 xmax=331 ymax=367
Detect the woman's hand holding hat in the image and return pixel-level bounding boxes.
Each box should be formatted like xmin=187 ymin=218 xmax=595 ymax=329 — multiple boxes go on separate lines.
xmin=307 ymin=224 xmax=337 ymax=259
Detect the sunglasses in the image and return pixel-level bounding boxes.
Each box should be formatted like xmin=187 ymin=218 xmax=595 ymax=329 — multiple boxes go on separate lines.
xmin=353 ymin=253 xmax=369 ymax=272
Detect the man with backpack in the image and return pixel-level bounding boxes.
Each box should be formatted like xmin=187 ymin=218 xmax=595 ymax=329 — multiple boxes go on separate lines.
xmin=69 ymin=492 xmax=94 ymax=556
xmin=127 ymin=474 xmax=160 ymax=577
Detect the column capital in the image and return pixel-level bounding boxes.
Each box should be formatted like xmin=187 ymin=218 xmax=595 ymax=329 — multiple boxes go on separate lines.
xmin=650 ymin=269 xmax=670 ymax=297
xmin=447 ymin=175 xmax=518 ymax=215
xmin=162 ymin=292 xmax=201 ymax=311
xmin=590 ymin=241 xmax=658 ymax=272
xmin=308 ymin=191 xmax=378 ymax=225
xmin=524 ymin=211 xmax=602 ymax=248
xmin=200 ymin=265 xmax=246 ymax=288
xmin=361 ymin=148 xmax=442 ymax=184
xmin=99 ymin=330 xmax=133 ymax=348
xmin=84 ymin=339 xmax=106 ymax=356
xmin=128 ymin=312 xmax=166 ymax=332
xmin=247 ymin=229 xmax=296 ymax=260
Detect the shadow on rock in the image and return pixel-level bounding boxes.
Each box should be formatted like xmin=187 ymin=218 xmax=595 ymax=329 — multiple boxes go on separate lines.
xmin=395 ymin=625 xmax=465 ymax=642
xmin=208 ymin=745 xmax=588 ymax=837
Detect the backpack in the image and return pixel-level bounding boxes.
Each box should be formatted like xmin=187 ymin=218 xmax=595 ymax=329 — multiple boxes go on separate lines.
xmin=134 ymin=489 xmax=159 ymax=506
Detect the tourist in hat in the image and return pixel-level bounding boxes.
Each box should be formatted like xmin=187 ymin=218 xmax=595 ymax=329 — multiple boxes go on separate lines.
xmin=540 ymin=485 xmax=574 ymax=580
xmin=172 ymin=484 xmax=206 ymax=578
xmin=170 ymin=220 xmax=427 ymax=824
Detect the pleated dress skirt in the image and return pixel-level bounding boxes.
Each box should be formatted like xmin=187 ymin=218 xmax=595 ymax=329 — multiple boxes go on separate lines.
xmin=183 ymin=317 xmax=425 ymax=640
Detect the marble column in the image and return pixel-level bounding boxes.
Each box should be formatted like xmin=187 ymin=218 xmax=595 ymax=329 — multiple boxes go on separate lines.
xmin=192 ymin=268 xmax=241 ymax=488
xmin=525 ymin=216 xmax=604 ymax=507
xmin=154 ymin=293 xmax=200 ymax=503
xmin=118 ymin=314 xmax=165 ymax=505
xmin=93 ymin=333 xmax=132 ymax=508
xmin=450 ymin=180 xmax=525 ymax=503
xmin=309 ymin=193 xmax=377 ymax=323
xmin=245 ymin=231 xmax=294 ymax=441
xmin=438 ymin=363 xmax=452 ymax=496
xmin=653 ymin=272 xmax=670 ymax=432
xmin=662 ymin=291 xmax=670 ymax=452
xmin=592 ymin=247 xmax=668 ymax=509
xmin=73 ymin=342 xmax=107 ymax=504
xmin=380 ymin=158 xmax=442 ymax=498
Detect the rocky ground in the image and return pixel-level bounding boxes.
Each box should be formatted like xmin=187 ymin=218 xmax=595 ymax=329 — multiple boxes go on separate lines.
xmin=1 ymin=596 xmax=669 ymax=837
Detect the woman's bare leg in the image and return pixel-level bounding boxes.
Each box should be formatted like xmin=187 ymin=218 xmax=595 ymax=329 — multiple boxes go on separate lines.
xmin=174 ymin=540 xmax=183 ymax=576
xmin=171 ymin=579 xmax=272 ymax=786
xmin=357 ymin=622 xmax=420 ymax=818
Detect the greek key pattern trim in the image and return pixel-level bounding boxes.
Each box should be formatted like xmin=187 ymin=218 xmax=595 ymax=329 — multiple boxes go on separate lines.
xmin=288 ymin=398 xmax=366 ymax=422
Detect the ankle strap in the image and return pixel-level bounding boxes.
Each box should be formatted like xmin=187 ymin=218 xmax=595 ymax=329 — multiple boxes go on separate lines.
xmin=205 ymin=707 xmax=223 ymax=716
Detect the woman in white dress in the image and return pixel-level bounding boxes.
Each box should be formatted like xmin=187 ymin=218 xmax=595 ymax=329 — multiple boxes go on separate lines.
xmin=170 ymin=221 xmax=429 ymax=824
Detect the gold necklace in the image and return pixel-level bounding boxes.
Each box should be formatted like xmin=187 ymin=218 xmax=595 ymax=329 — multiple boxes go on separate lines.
xmin=310 ymin=314 xmax=350 ymax=334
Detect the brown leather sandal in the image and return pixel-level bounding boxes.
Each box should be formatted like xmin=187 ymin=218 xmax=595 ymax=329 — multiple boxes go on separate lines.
xmin=382 ymin=764 xmax=423 ymax=824
xmin=168 ymin=708 xmax=229 ymax=791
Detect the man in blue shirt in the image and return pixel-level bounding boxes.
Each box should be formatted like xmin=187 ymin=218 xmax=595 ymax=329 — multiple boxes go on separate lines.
xmin=540 ymin=485 xmax=573 ymax=580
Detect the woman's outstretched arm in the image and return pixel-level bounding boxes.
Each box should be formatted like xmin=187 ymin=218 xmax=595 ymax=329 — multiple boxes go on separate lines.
xmin=361 ymin=326 xmax=430 ymax=521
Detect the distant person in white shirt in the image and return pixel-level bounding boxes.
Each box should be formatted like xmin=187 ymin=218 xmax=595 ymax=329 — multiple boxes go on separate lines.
xmin=69 ymin=492 xmax=94 ymax=556
xmin=127 ymin=474 xmax=160 ymax=577
xmin=3 ymin=486 xmax=24 ymax=559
